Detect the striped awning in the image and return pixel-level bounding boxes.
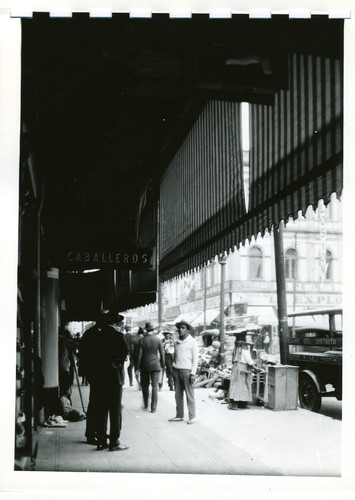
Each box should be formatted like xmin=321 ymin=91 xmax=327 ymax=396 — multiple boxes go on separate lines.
xmin=242 ymin=51 xmax=343 ymax=242
xmin=159 ymin=100 xmax=245 ymax=280
xmin=159 ymin=51 xmax=343 ymax=282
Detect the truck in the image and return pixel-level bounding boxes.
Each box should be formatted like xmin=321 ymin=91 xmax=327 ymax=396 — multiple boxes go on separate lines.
xmin=287 ymin=308 xmax=342 ymax=412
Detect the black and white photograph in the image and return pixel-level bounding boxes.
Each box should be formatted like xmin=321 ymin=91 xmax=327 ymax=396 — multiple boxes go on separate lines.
xmin=0 ymin=1 xmax=354 ymax=498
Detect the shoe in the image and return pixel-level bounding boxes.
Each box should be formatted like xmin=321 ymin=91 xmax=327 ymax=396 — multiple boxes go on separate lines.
xmin=109 ymin=443 xmax=129 ymax=451
xmin=168 ymin=416 xmax=183 ymax=422
xmin=169 ymin=388 xmax=174 ymax=391
xmin=97 ymin=442 xmax=108 ymax=451
xmin=150 ymin=409 xmax=157 ymax=413
xmin=86 ymin=437 xmax=98 ymax=445
xmin=228 ymin=403 xmax=238 ymax=410
xmin=187 ymin=418 xmax=196 ymax=425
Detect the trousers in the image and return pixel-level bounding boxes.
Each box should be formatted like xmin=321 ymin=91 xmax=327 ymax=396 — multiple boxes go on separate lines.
xmin=141 ymin=369 xmax=161 ymax=411
xmin=172 ymin=368 xmax=196 ymax=420
xmin=165 ymin=354 xmax=174 ymax=390
xmin=95 ymin=381 xmax=123 ymax=446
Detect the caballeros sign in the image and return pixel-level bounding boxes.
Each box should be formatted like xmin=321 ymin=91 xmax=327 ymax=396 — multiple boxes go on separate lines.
xmin=64 ymin=248 xmax=154 ymax=270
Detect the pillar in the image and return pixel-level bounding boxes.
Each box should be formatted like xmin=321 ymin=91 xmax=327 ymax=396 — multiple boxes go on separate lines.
xmin=273 ymin=222 xmax=289 ymax=365
xmin=41 ymin=267 xmax=60 ymax=415
xmin=218 ymin=254 xmax=227 ymax=364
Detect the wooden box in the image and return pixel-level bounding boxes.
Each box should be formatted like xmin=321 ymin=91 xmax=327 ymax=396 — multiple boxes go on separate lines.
xmin=266 ymin=365 xmax=299 ymax=411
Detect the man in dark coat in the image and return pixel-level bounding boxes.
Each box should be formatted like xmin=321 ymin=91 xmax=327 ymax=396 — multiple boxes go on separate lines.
xmin=79 ymin=311 xmax=107 ymax=445
xmin=137 ymin=323 xmax=165 ymax=413
xmin=89 ymin=310 xmax=129 ymax=451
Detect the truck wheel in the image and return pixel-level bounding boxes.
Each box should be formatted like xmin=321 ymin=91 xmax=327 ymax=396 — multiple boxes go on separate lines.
xmin=299 ymin=374 xmax=321 ymax=412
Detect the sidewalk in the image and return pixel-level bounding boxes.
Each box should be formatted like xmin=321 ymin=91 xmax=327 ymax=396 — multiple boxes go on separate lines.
xmin=33 ymin=380 xmax=341 ymax=476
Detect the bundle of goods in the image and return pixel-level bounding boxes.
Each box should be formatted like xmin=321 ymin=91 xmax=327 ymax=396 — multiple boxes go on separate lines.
xmin=194 ymin=348 xmax=232 ymax=388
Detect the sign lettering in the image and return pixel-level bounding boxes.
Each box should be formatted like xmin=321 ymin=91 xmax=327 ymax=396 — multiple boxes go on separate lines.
xmin=64 ymin=248 xmax=153 ymax=270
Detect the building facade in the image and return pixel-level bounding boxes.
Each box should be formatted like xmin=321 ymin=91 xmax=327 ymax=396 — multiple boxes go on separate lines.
xmin=128 ymin=194 xmax=342 ymax=345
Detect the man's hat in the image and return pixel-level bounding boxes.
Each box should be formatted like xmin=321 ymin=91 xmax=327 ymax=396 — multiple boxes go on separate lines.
xmin=106 ymin=310 xmax=124 ymax=325
xmin=175 ymin=320 xmax=192 ymax=330
xmin=145 ymin=321 xmax=155 ymax=332
xmin=162 ymin=330 xmax=173 ymax=336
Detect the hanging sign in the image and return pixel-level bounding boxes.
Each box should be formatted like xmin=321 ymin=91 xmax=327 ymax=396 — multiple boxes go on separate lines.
xmin=62 ymin=247 xmax=154 ymax=270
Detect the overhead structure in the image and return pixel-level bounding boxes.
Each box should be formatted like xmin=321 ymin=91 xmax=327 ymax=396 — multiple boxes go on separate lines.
xmin=159 ymin=19 xmax=343 ymax=281
xmin=19 ymin=16 xmax=343 ymax=319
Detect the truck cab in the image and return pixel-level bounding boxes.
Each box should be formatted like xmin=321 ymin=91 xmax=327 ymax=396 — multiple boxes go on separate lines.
xmin=287 ymin=308 xmax=342 ymax=412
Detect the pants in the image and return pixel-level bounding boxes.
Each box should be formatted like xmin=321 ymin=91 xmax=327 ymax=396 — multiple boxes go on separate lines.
xmin=141 ymin=369 xmax=161 ymax=411
xmin=172 ymin=368 xmax=196 ymax=420
xmin=85 ymin=384 xmax=98 ymax=439
xmin=165 ymin=354 xmax=174 ymax=390
xmin=127 ymin=356 xmax=135 ymax=386
xmin=95 ymin=381 xmax=123 ymax=446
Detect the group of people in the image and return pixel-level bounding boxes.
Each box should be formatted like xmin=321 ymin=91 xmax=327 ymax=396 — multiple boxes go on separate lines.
xmin=75 ymin=310 xmax=261 ymax=451
xmin=78 ymin=313 xmax=200 ymax=451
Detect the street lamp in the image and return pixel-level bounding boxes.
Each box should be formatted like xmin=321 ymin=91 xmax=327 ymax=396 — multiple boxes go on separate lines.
xmin=218 ymin=254 xmax=227 ymax=364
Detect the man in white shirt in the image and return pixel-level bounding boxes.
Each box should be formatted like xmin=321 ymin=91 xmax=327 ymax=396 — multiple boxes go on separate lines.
xmin=169 ymin=320 xmax=198 ymax=425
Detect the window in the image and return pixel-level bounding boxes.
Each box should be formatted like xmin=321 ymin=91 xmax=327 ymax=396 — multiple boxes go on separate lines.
xmin=285 ymin=248 xmax=298 ymax=279
xmin=326 ymin=250 xmax=333 ymax=280
xmin=248 ymin=246 xmax=263 ymax=279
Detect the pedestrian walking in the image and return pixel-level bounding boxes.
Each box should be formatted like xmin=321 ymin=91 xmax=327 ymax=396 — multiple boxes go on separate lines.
xmin=136 ymin=322 xmax=165 ymax=413
xmin=124 ymin=327 xmax=136 ymax=387
xmin=133 ymin=327 xmax=145 ymax=389
xmin=169 ymin=320 xmax=198 ymax=425
xmin=89 ymin=310 xmax=129 ymax=451
xmin=162 ymin=331 xmax=175 ymax=391
xmin=227 ymin=334 xmax=259 ymax=410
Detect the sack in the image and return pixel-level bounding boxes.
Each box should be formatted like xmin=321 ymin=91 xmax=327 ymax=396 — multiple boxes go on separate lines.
xmin=66 ymin=409 xmax=86 ymax=422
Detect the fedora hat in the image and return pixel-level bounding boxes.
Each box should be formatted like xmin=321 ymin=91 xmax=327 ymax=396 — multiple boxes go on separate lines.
xmin=145 ymin=321 xmax=155 ymax=332
xmin=175 ymin=320 xmax=192 ymax=330
xmin=106 ymin=310 xmax=124 ymax=325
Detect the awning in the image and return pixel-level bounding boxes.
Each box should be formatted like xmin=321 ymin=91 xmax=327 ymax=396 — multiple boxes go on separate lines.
xmin=159 ymin=100 xmax=245 ymax=281
xmin=246 ymin=306 xmax=279 ymax=326
xmin=191 ymin=309 xmax=220 ymax=327
xmin=243 ymin=51 xmax=343 ymax=243
xmin=159 ymin=25 xmax=343 ymax=282
xmin=173 ymin=312 xmax=201 ymax=325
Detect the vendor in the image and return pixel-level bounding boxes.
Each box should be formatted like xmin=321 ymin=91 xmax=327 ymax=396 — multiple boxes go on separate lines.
xmin=227 ymin=334 xmax=258 ymax=410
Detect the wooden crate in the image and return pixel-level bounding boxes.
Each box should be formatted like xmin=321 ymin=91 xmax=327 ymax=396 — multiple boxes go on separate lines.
xmin=266 ymin=365 xmax=299 ymax=411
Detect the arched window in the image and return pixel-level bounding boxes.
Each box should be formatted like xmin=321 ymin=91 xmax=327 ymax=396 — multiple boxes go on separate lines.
xmin=326 ymin=250 xmax=333 ymax=280
xmin=249 ymin=246 xmax=263 ymax=279
xmin=285 ymin=248 xmax=298 ymax=279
